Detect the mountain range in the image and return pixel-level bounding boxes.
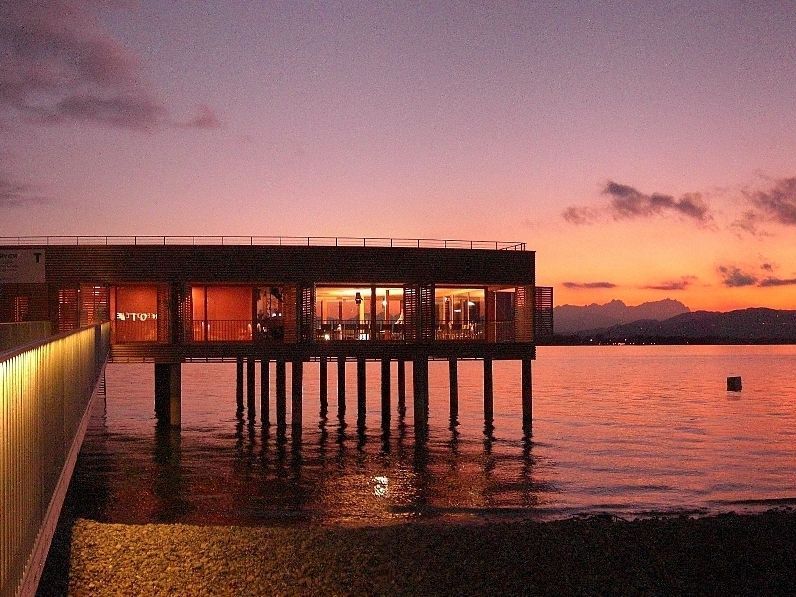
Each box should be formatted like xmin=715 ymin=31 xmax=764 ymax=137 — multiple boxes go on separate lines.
xmin=576 ymin=308 xmax=796 ymax=343
xmin=554 ymin=299 xmax=690 ymax=334
xmin=553 ymin=299 xmax=796 ymax=343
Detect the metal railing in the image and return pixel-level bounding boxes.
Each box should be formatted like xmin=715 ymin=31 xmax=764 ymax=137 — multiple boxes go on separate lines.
xmin=314 ymin=320 xmax=405 ymax=342
xmin=0 ymin=236 xmax=526 ymax=251
xmin=112 ymin=320 xmax=158 ymax=343
xmin=1 ymin=322 xmax=110 ymax=597
xmin=435 ymin=322 xmax=486 ymax=341
xmin=0 ymin=322 xmax=52 ymax=352
xmin=190 ymin=320 xmax=253 ymax=342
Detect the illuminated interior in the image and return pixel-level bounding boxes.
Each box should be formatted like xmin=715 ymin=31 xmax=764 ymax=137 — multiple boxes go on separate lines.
xmin=315 ymin=286 xmax=404 ymax=340
xmin=112 ymin=285 xmax=158 ymax=343
xmin=256 ymin=286 xmax=285 ymax=341
xmin=434 ymin=287 xmax=485 ymax=339
xmin=191 ymin=285 xmax=253 ymax=342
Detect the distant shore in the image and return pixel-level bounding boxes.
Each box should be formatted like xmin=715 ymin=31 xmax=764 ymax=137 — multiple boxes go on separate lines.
xmin=43 ymin=509 xmax=796 ymax=596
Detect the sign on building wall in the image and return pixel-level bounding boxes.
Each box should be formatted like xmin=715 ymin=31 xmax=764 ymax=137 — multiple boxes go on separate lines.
xmin=0 ymin=250 xmax=46 ymax=283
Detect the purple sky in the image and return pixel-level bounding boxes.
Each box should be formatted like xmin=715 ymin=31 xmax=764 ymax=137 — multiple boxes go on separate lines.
xmin=2 ymin=1 xmax=795 ymax=308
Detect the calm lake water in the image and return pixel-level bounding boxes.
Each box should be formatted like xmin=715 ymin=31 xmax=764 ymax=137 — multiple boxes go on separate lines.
xmin=67 ymin=346 xmax=796 ymax=525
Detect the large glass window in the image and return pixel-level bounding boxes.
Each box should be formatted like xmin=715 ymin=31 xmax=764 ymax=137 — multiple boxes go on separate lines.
xmin=374 ymin=287 xmax=404 ymax=340
xmin=113 ymin=285 xmax=158 ymax=342
xmin=434 ymin=287 xmax=485 ymax=340
xmin=314 ymin=286 xmax=404 ymax=341
xmin=315 ymin=286 xmax=371 ymax=340
xmin=256 ymin=286 xmax=285 ymax=341
xmin=191 ymin=285 xmax=252 ymax=341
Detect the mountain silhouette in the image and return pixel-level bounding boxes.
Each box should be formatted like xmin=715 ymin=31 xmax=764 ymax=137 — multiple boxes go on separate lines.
xmin=554 ymin=299 xmax=690 ymax=334
xmin=575 ymin=308 xmax=796 ymax=342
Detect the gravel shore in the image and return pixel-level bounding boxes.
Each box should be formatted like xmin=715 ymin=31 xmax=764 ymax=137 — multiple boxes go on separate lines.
xmin=49 ymin=510 xmax=796 ymax=596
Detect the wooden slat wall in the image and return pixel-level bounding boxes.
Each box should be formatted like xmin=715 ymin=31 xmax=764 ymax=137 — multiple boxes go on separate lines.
xmin=515 ymin=285 xmax=533 ymax=342
xmin=29 ymin=245 xmax=534 ymax=286
xmin=300 ymin=285 xmax=315 ymax=343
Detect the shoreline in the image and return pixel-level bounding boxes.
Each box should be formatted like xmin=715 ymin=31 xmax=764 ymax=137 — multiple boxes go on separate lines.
xmin=41 ymin=508 xmax=796 ymax=596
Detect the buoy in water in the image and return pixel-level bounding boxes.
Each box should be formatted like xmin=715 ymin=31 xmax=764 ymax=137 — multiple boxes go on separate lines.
xmin=727 ymin=376 xmax=742 ymax=392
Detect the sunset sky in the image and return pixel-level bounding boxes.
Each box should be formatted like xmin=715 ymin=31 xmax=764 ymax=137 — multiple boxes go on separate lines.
xmin=1 ymin=1 xmax=795 ymax=311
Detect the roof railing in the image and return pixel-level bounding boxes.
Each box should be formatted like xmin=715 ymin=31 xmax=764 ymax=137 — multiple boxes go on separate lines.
xmin=0 ymin=236 xmax=527 ymax=250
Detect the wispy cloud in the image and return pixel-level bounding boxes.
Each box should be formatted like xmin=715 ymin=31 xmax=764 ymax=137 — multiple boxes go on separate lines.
xmin=562 ymin=281 xmax=617 ymax=289
xmin=0 ymin=1 xmax=220 ymax=131
xmin=562 ymin=181 xmax=712 ymax=225
xmin=740 ymin=177 xmax=796 ymax=232
xmin=561 ymin=206 xmax=596 ymax=225
xmin=0 ymin=172 xmax=49 ymax=208
xmin=717 ymin=266 xmax=757 ymax=288
xmin=604 ymin=182 xmax=711 ymax=222
xmin=759 ymin=277 xmax=796 ymax=287
xmin=642 ymin=276 xmax=697 ymax=291
xmin=176 ymin=105 xmax=222 ymax=130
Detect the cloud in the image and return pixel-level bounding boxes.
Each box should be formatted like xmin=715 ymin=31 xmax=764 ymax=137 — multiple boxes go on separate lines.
xmin=759 ymin=277 xmax=796 ymax=287
xmin=761 ymin=263 xmax=774 ymax=272
xmin=0 ymin=172 xmax=49 ymax=207
xmin=0 ymin=1 xmax=218 ymax=131
xmin=717 ymin=266 xmax=757 ymax=288
xmin=562 ymin=281 xmax=617 ymax=289
xmin=642 ymin=276 xmax=696 ymax=291
xmin=49 ymin=94 xmax=166 ymax=130
xmin=176 ymin=105 xmax=222 ymax=130
xmin=561 ymin=206 xmax=597 ymax=225
xmin=603 ymin=182 xmax=711 ymax=223
xmin=747 ymin=176 xmax=796 ymax=226
xmin=731 ymin=210 xmax=768 ymax=236
xmin=561 ymin=181 xmax=712 ymax=226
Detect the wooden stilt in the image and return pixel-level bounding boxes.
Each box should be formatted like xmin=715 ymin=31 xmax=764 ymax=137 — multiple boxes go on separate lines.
xmin=449 ymin=358 xmax=458 ymax=420
xmin=260 ymin=359 xmax=270 ymax=425
xmin=483 ymin=358 xmax=494 ymax=422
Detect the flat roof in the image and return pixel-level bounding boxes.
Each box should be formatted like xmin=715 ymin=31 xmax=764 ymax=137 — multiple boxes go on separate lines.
xmin=0 ymin=235 xmax=527 ymax=251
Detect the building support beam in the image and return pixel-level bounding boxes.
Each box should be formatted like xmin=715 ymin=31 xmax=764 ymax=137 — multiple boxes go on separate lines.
xmin=276 ymin=359 xmax=287 ymax=428
xmin=337 ymin=356 xmax=346 ymax=416
xmin=260 ymin=359 xmax=270 ymax=425
xmin=235 ymin=357 xmax=244 ymax=411
xmin=246 ymin=357 xmax=255 ymax=413
xmin=448 ymin=358 xmax=459 ymax=421
xmin=154 ymin=362 xmax=181 ymax=427
xmin=292 ymin=359 xmax=303 ymax=432
xmin=413 ymin=356 xmax=429 ymax=434
xmin=483 ymin=358 xmax=494 ymax=422
xmin=397 ymin=359 xmax=406 ymax=415
xmin=319 ymin=356 xmax=328 ymax=417
xmin=522 ymin=357 xmax=533 ymax=433
xmin=357 ymin=357 xmax=367 ymax=425
xmin=381 ymin=359 xmax=391 ymax=429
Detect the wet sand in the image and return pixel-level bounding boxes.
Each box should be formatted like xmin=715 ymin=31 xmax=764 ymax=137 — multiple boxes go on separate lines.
xmin=41 ymin=510 xmax=796 ymax=596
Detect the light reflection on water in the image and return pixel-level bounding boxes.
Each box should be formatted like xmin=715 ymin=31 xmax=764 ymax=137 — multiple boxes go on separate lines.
xmin=68 ymin=345 xmax=796 ymax=525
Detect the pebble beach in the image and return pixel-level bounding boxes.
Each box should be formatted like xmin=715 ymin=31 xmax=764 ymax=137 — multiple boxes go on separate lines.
xmin=39 ymin=510 xmax=796 ymax=596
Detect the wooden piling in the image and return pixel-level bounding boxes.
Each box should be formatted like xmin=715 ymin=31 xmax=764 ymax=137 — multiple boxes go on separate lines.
xmin=381 ymin=359 xmax=391 ymax=427
xmin=154 ymin=362 xmax=181 ymax=427
xmin=235 ymin=357 xmax=244 ymax=410
xmin=483 ymin=358 xmax=493 ymax=422
xmin=276 ymin=359 xmax=287 ymax=428
xmin=413 ymin=356 xmax=429 ymax=432
xmin=448 ymin=358 xmax=458 ymax=420
xmin=260 ymin=359 xmax=270 ymax=425
xmin=522 ymin=357 xmax=532 ymax=431
xmin=319 ymin=356 xmax=328 ymax=416
xmin=357 ymin=357 xmax=367 ymax=423
xmin=397 ymin=359 xmax=406 ymax=414
xmin=337 ymin=356 xmax=346 ymax=416
xmin=292 ymin=359 xmax=303 ymax=429
xmin=246 ymin=357 xmax=255 ymax=412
